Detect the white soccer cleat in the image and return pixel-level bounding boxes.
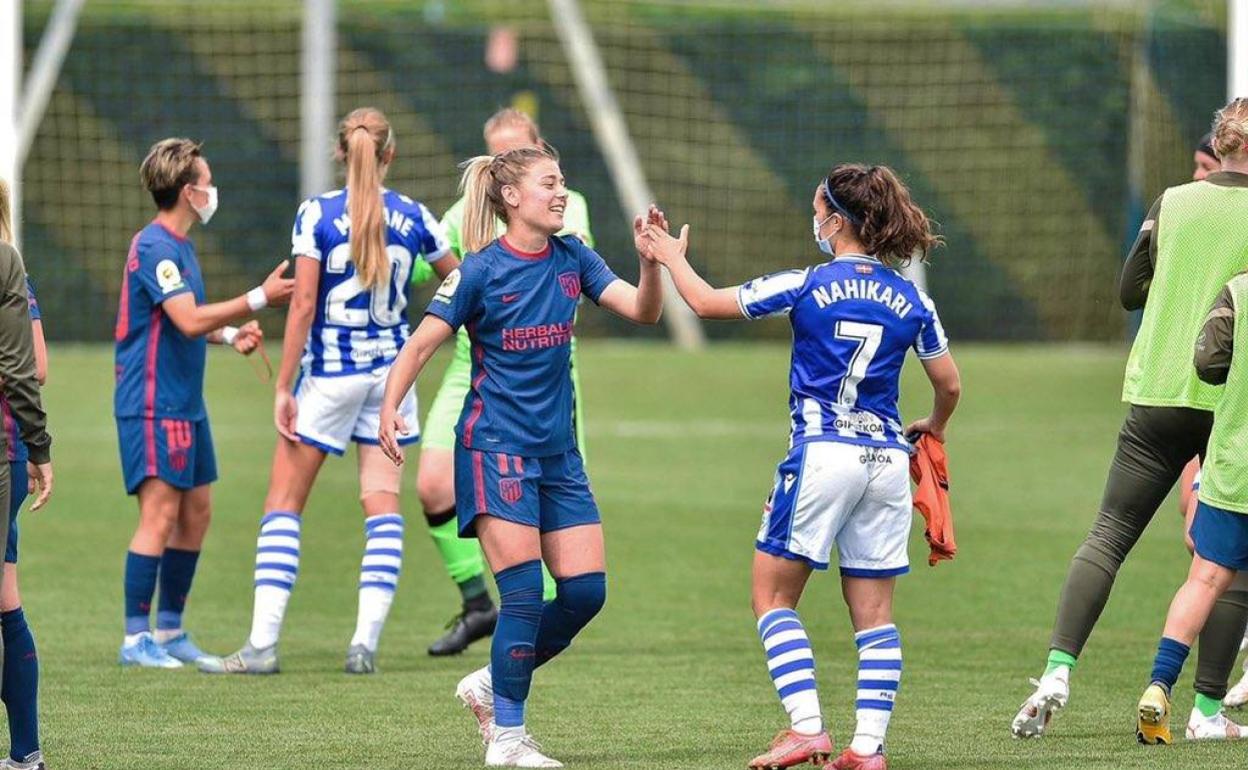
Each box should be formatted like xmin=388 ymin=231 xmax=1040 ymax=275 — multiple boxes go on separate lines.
xmin=1227 ymin=667 xmax=1248 ymax=709
xmin=1010 ymin=672 xmax=1070 ymax=738
xmin=456 ymin=666 xmax=495 ymax=744
xmin=485 ymin=731 xmax=563 ymax=768
xmin=1186 ymin=707 xmax=1245 ymax=740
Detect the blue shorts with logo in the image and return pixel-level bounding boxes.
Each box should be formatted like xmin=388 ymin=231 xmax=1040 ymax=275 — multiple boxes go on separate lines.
xmin=454 ymin=445 xmax=599 ymax=537
xmin=6 ymin=460 xmax=26 ymax=564
xmin=1192 ymin=500 xmax=1248 ymax=571
xmin=117 ymin=417 xmax=218 ymax=495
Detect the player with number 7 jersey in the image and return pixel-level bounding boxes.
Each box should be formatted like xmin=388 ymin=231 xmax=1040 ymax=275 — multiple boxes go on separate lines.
xmin=640 ymin=163 xmax=960 ymax=770
xmin=200 ymin=108 xmax=459 ymax=677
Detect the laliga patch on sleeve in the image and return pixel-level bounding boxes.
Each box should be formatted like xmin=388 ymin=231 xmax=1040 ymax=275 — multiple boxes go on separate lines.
xmin=155 ymin=259 xmax=186 ymax=294
xmin=433 ymin=268 xmax=461 ymax=304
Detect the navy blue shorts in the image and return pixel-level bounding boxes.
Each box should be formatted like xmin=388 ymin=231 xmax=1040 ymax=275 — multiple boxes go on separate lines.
xmin=6 ymin=460 xmax=26 ymax=564
xmin=1192 ymin=500 xmax=1248 ymax=570
xmin=454 ymin=445 xmax=599 ymax=537
xmin=117 ymin=417 xmax=218 ymax=495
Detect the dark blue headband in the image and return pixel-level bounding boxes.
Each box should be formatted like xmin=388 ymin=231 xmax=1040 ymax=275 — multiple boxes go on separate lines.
xmin=822 ymin=177 xmax=862 ymax=227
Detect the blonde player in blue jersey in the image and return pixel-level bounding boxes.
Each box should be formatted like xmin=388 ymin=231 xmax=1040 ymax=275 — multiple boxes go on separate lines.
xmin=378 ymin=145 xmax=665 ymax=768
xmin=201 ymin=108 xmax=458 ymax=676
xmin=639 ymin=164 xmax=961 ymax=770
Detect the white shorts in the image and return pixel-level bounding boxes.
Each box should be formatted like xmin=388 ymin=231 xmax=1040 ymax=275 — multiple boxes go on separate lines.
xmin=757 ymin=441 xmax=912 ymax=577
xmin=294 ymin=365 xmax=419 ymax=456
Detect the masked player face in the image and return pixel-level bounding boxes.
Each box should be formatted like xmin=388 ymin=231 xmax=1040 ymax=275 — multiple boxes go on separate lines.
xmin=502 ymin=157 xmax=568 ymax=236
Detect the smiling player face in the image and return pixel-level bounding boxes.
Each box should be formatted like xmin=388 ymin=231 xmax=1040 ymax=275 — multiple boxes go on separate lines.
xmin=504 ymin=158 xmax=568 ymax=236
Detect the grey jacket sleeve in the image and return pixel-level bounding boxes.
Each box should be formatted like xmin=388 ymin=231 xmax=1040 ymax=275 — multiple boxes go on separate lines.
xmin=1195 ymin=283 xmax=1236 ymax=386
xmin=1120 ymin=195 xmax=1162 ymax=311
xmin=0 ymin=244 xmax=50 ymax=464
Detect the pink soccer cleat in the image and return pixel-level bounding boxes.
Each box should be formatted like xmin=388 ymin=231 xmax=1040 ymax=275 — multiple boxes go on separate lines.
xmin=825 ymin=748 xmax=887 ymax=770
xmin=748 ymin=729 xmax=833 ymax=769
xmin=455 ymin=666 xmax=495 ymax=744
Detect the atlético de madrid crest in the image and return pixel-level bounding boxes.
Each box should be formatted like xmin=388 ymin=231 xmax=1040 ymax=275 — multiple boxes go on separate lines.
xmin=499 ymin=478 xmax=524 ymax=505
xmin=558 ymin=272 xmax=581 ymax=299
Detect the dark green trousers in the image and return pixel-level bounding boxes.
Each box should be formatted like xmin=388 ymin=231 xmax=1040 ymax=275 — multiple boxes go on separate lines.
xmin=1050 ymin=405 xmax=1248 ymax=699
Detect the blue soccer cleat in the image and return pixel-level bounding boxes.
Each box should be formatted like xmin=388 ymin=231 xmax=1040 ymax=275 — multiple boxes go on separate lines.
xmin=118 ymin=632 xmax=183 ymax=669
xmin=157 ymin=632 xmax=210 ymax=665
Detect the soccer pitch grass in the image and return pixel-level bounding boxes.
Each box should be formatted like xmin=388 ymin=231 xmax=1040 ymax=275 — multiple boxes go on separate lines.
xmin=24 ymin=341 xmax=1234 ymax=769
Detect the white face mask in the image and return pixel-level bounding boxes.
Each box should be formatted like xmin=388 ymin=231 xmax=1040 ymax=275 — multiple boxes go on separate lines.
xmin=191 ymin=185 xmax=218 ymax=225
xmin=812 ymin=213 xmax=836 ymax=256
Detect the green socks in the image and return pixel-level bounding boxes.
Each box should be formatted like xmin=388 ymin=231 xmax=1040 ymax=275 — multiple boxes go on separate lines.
xmin=428 ymin=515 xmax=486 ymax=586
xmin=1044 ymin=649 xmax=1078 ymax=677
xmin=1195 ymin=692 xmax=1223 ymax=718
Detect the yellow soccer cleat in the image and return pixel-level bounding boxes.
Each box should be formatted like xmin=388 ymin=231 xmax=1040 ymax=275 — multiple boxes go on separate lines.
xmin=1137 ymin=683 xmax=1173 ymax=745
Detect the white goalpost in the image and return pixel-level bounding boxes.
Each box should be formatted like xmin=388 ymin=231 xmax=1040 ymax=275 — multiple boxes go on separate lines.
xmin=546 ymin=0 xmax=706 ymax=349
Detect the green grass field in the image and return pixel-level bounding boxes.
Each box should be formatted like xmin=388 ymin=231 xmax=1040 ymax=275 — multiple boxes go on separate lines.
xmin=21 ymin=341 xmax=1234 ymax=768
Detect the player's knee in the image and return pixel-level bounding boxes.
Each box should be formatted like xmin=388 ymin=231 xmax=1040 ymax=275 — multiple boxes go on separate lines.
xmin=416 ymin=470 xmax=453 ymax=513
xmin=556 ymin=571 xmax=607 ymax=622
xmin=495 ymin=560 xmax=545 ymax=623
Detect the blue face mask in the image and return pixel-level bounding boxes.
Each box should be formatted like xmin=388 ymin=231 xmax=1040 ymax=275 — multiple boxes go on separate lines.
xmin=812 ymin=213 xmax=836 ymax=256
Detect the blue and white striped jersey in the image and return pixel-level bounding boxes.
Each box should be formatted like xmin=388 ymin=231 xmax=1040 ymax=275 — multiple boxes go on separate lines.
xmin=291 ymin=188 xmax=451 ymax=376
xmin=738 ymin=254 xmax=948 ymax=451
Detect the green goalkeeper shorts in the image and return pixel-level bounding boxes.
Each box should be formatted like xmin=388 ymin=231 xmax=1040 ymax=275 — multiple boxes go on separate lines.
xmin=423 ymin=329 xmax=588 ymax=456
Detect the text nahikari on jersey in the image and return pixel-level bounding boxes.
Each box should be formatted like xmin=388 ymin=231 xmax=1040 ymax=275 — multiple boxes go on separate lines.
xmin=811 ymin=278 xmax=914 ymax=318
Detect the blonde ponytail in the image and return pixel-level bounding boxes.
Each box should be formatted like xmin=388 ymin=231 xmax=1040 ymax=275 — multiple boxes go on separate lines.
xmin=459 ymin=156 xmax=499 ymax=255
xmin=336 ymin=107 xmax=394 ymax=289
xmin=0 ymin=179 xmax=10 ymax=245
xmin=457 ymin=144 xmax=561 ymax=255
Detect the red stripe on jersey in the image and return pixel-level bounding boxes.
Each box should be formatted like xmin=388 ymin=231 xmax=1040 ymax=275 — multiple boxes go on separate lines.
xmin=472 ymin=451 xmax=487 ymax=513
xmin=513 ymin=455 xmax=524 ymax=474
xmin=144 ymin=308 xmax=163 ymax=476
xmin=462 ymin=324 xmax=488 ymax=447
xmin=0 ymin=398 xmax=16 ymax=463
xmin=497 ymin=453 xmax=509 ymax=475
xmin=115 ymin=233 xmax=141 ymax=342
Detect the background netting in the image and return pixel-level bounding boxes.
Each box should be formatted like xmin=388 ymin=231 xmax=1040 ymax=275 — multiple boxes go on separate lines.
xmin=18 ymin=0 xmax=1228 ymax=341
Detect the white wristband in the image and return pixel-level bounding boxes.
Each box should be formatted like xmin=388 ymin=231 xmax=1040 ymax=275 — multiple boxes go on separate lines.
xmin=220 ymin=326 xmax=240 ymax=346
xmin=246 ymin=287 xmax=268 ymax=312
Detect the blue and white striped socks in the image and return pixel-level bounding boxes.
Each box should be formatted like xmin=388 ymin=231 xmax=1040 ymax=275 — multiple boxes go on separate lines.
xmin=249 ymin=511 xmax=301 ymax=650
xmin=851 ymin=624 xmax=902 ymax=755
xmin=350 ymin=513 xmax=404 ymax=652
xmin=758 ymin=608 xmax=823 ymax=735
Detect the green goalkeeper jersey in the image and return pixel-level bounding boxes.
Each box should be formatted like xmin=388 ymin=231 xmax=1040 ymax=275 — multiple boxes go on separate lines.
xmin=1198 ymin=273 xmax=1248 ymax=513
xmin=1122 ymin=177 xmax=1248 ymax=410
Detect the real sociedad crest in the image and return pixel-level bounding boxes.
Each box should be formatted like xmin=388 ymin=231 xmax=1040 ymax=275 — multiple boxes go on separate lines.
xmin=500 ymin=478 xmax=524 ymax=505
xmin=558 ymin=272 xmax=581 ymax=299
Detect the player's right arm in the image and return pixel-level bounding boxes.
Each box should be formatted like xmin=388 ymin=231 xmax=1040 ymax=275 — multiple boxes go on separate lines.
xmin=380 ymin=259 xmax=484 ymax=464
xmin=640 ymin=221 xmax=745 ymax=319
xmin=273 ymin=256 xmax=320 ymax=440
xmin=905 ymin=294 xmax=959 ymax=442
xmin=1194 ymin=280 xmax=1236 ymax=385
xmin=1120 ymin=195 xmax=1162 ymax=311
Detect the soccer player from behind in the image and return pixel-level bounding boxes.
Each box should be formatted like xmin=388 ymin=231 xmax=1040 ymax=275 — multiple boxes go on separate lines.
xmin=378 ymin=146 xmax=664 ymax=768
xmin=1011 ymin=98 xmax=1248 ymax=739
xmin=640 ymin=165 xmax=959 ymax=770
xmin=1136 ymin=269 xmax=1248 ymax=743
xmin=114 ymin=138 xmax=292 ymax=668
xmin=200 ymin=108 xmax=457 ymax=676
xmin=415 ymin=108 xmax=594 ymax=655
xmin=0 ymin=180 xmax=52 ymax=770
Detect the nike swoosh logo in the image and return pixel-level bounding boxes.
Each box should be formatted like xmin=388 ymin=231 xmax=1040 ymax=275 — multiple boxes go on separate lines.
xmin=502 ymin=293 xmax=522 ymax=303
xmin=783 ymin=474 xmax=796 ymax=492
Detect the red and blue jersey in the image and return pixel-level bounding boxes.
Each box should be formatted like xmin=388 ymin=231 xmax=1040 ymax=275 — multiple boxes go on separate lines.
xmin=737 ymin=254 xmax=948 ymax=451
xmin=425 ymin=235 xmax=618 ymax=457
xmin=113 ymin=222 xmax=208 ymax=421
xmin=1 ymin=278 xmax=40 ymax=463
xmin=290 ymin=188 xmax=451 ymax=376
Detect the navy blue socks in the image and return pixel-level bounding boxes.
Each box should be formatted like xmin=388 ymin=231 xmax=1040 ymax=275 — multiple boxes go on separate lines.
xmin=1150 ymin=637 xmax=1191 ymax=693
xmin=2 ymin=608 xmax=39 ymax=761
xmin=491 ymin=560 xmax=544 ymax=728
xmin=124 ymin=551 xmax=160 ymax=635
xmin=535 ymin=572 xmax=606 ymax=667
xmin=156 ymin=547 xmax=200 ymax=634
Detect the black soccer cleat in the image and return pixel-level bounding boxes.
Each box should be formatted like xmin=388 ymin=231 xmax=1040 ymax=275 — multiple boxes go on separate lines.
xmin=428 ymin=603 xmax=498 ymax=656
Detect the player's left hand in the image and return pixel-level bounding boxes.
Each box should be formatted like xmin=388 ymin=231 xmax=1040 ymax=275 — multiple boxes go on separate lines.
xmin=379 ymin=407 xmax=410 ymax=467
xmin=27 ymin=461 xmax=52 ymax=511
xmin=904 ymin=416 xmax=946 ymax=443
xmin=232 ymin=321 xmax=263 ymax=355
xmin=640 ymin=222 xmax=689 ymax=266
